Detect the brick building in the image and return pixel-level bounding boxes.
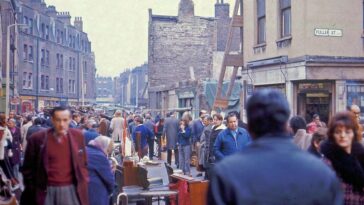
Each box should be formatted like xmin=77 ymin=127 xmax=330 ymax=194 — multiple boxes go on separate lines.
xmin=0 ymin=0 xmax=17 ymax=111
xmin=1 ymin=0 xmax=96 ymax=113
xmin=115 ymin=63 xmax=148 ymax=109
xmin=148 ymin=0 xmax=238 ymax=117
xmin=96 ymin=75 xmax=114 ymax=104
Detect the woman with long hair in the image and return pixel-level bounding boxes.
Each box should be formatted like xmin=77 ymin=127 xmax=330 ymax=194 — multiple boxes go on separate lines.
xmin=321 ymin=112 xmax=364 ymax=204
xmin=178 ymin=118 xmax=192 ymax=176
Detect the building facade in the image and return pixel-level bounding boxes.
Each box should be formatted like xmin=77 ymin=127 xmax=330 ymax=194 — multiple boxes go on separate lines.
xmin=115 ymin=63 xmax=148 ymax=109
xmin=96 ymin=75 xmax=114 ymax=104
xmin=241 ymin=0 xmax=364 ymax=123
xmin=0 ymin=0 xmax=17 ymax=111
xmin=2 ymin=0 xmax=96 ymax=113
xmin=148 ymin=0 xmax=237 ymax=117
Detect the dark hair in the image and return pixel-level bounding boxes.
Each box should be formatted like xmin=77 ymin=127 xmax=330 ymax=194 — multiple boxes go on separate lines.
xmin=34 ymin=117 xmax=43 ymax=126
xmin=311 ymin=128 xmax=327 ymax=147
xmin=50 ymin=106 xmax=70 ymax=117
xmin=26 ymin=115 xmax=33 ymax=122
xmin=328 ymin=112 xmax=361 ymax=143
xmin=213 ymin=113 xmax=223 ymax=121
xmin=135 ymin=116 xmax=143 ymax=124
xmin=205 ymin=115 xmax=213 ymax=122
xmin=312 ymin=114 xmax=319 ymax=120
xmin=289 ymin=116 xmax=307 ymax=135
xmin=72 ymin=112 xmax=80 ymax=119
xmin=247 ymin=89 xmax=290 ymax=137
xmin=228 ymin=111 xmax=241 ymax=120
xmin=226 ymin=113 xmax=238 ymax=123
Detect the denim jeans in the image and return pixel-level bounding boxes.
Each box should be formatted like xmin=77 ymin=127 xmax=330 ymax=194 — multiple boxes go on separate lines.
xmin=178 ymin=145 xmax=191 ymax=175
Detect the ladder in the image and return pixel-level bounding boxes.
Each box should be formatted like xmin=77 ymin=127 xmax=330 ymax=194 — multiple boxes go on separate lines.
xmin=213 ymin=0 xmax=244 ymax=109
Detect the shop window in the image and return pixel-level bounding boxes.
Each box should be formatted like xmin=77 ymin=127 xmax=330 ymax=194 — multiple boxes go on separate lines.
xmin=347 ymin=84 xmax=364 ymax=113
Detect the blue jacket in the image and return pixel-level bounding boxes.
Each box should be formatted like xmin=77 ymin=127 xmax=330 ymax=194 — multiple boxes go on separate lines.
xmin=132 ymin=124 xmax=154 ymax=148
xmin=191 ymin=119 xmax=205 ymax=142
xmin=177 ymin=126 xmax=192 ymax=146
xmin=208 ymin=134 xmax=343 ymax=205
xmin=213 ymin=127 xmax=251 ymax=161
xmin=86 ymin=145 xmax=115 ymax=205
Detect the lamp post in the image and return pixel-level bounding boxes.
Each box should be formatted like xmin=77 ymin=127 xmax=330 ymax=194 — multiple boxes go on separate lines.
xmin=5 ymin=23 xmax=28 ymax=119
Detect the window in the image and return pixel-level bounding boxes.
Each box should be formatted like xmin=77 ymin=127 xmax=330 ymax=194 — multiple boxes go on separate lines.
xmin=41 ymin=75 xmax=45 ymax=89
xmin=73 ymin=58 xmax=76 ymax=70
xmin=23 ymin=44 xmax=28 ymax=61
xmin=45 ymin=76 xmax=49 ymax=90
xmin=41 ymin=49 xmax=45 ymax=65
xmin=56 ymin=78 xmax=59 ymax=92
xmin=83 ymin=61 xmax=87 ymax=74
xmin=280 ymin=0 xmax=291 ymax=37
xmin=29 ymin=18 xmax=33 ymax=35
xmin=28 ymin=73 xmax=32 ymax=88
xmin=60 ymin=31 xmax=64 ymax=44
xmin=28 ymin=46 xmax=33 ymax=61
xmin=23 ymin=16 xmax=28 ymax=25
xmin=68 ymin=80 xmax=76 ymax=93
xmin=60 ymin=54 xmax=63 ymax=69
xmin=45 ymin=25 xmax=49 ymax=40
xmin=56 ymin=29 xmax=60 ymax=43
xmin=22 ymin=72 xmax=27 ymax=88
xmin=257 ymin=0 xmax=266 ymax=44
xmin=60 ymin=78 xmax=63 ymax=93
xmin=69 ymin=35 xmax=72 ymax=47
xmin=41 ymin=23 xmax=45 ymax=38
xmin=46 ymin=50 xmax=50 ymax=66
xmin=56 ymin=53 xmax=59 ymax=68
xmin=69 ymin=57 xmax=72 ymax=70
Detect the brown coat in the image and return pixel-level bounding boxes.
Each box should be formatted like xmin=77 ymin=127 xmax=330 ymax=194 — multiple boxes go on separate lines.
xmin=21 ymin=128 xmax=89 ymax=205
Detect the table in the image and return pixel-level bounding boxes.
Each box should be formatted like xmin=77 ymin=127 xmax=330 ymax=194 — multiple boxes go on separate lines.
xmin=140 ymin=190 xmax=178 ymax=205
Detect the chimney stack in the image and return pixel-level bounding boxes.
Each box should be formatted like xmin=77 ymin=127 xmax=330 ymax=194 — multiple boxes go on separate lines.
xmin=46 ymin=5 xmax=57 ymax=17
xmin=57 ymin=12 xmax=71 ymax=25
xmin=215 ymin=0 xmax=229 ymax=18
xmin=74 ymin=17 xmax=83 ymax=31
xmin=178 ymin=0 xmax=194 ymax=21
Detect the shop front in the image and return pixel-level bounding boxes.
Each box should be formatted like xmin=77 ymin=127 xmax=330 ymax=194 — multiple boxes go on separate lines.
xmin=346 ymin=81 xmax=364 ymax=118
xmin=295 ymin=81 xmax=334 ymax=124
xmin=20 ymin=96 xmax=36 ymax=113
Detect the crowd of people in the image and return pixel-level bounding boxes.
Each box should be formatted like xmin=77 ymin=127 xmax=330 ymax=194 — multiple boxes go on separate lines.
xmin=0 ymin=89 xmax=364 ymax=204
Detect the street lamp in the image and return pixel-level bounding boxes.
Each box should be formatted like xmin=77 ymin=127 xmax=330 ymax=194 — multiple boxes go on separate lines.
xmin=5 ymin=23 xmax=28 ymax=119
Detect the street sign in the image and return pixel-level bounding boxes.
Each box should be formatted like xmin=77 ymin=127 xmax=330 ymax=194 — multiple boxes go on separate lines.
xmin=314 ymin=28 xmax=343 ymax=37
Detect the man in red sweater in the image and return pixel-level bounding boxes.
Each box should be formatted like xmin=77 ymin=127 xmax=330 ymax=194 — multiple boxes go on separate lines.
xmin=21 ymin=106 xmax=89 ymax=205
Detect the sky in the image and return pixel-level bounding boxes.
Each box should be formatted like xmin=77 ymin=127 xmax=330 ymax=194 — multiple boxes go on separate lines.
xmin=46 ymin=0 xmax=235 ymax=77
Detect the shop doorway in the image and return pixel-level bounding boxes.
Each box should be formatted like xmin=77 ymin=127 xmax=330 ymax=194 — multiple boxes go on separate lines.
xmin=298 ymin=92 xmax=331 ymax=124
xmin=296 ymin=82 xmax=333 ymax=124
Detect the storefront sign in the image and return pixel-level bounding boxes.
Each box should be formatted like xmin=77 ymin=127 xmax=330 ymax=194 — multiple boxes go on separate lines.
xmin=314 ymin=28 xmax=343 ymax=37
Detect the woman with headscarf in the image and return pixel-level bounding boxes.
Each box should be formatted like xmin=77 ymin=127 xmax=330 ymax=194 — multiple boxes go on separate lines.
xmin=86 ymin=135 xmax=115 ymax=205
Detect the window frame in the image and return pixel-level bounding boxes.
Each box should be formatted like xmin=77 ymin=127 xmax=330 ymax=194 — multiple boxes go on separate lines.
xmin=280 ymin=0 xmax=292 ymax=38
xmin=257 ymin=0 xmax=266 ymax=44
